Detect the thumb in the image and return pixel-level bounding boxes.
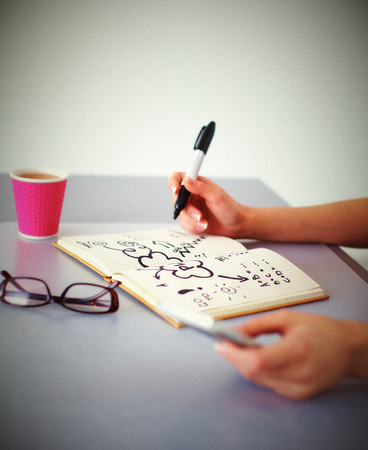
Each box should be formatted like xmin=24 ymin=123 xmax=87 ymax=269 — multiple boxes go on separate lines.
xmin=237 ymin=310 xmax=297 ymax=338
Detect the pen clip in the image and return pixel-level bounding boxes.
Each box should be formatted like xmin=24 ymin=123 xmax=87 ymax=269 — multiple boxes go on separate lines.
xmin=193 ymin=121 xmax=215 ymax=153
xmin=194 ymin=126 xmax=206 ymax=150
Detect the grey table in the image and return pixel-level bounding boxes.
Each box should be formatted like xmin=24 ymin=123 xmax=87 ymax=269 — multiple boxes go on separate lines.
xmin=1 ymin=175 xmax=368 ymax=450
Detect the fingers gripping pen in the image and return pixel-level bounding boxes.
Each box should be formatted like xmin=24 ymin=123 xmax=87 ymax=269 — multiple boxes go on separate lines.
xmin=173 ymin=121 xmax=216 ymax=220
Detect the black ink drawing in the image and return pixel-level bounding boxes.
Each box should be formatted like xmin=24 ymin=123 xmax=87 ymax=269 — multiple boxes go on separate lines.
xmin=143 ymin=260 xmax=214 ymax=280
xmin=85 ymin=240 xmax=184 ymax=268
xmin=138 ymin=252 xmax=183 ymax=268
xmin=178 ymin=288 xmax=200 ymax=295
xmin=82 ymin=237 xmax=210 ymax=268
xmin=218 ymin=274 xmax=249 ymax=282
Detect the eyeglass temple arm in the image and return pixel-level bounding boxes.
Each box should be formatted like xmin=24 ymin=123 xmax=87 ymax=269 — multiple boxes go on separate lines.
xmin=0 ymin=271 xmax=11 ymax=291
xmin=1 ymin=270 xmax=12 ymax=279
xmin=0 ymin=270 xmax=31 ymax=294
xmin=23 ymin=293 xmax=111 ymax=307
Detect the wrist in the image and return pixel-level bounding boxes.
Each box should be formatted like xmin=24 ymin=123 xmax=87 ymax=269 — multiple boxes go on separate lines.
xmin=234 ymin=205 xmax=259 ymax=239
xmin=345 ymin=320 xmax=368 ymax=379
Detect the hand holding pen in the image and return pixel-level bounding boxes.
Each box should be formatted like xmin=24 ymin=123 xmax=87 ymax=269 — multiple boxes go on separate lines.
xmin=168 ymin=171 xmax=253 ymax=237
xmin=173 ymin=121 xmax=216 ymax=220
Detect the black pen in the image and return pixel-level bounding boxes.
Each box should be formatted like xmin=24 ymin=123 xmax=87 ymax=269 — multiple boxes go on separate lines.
xmin=173 ymin=121 xmax=216 ymax=220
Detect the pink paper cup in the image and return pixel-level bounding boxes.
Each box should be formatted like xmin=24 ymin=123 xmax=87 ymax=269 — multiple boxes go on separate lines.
xmin=10 ymin=167 xmax=69 ymax=240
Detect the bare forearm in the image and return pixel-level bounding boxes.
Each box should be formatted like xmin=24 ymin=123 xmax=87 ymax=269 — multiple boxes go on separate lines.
xmin=243 ymin=198 xmax=368 ymax=247
xmin=168 ymin=173 xmax=367 ymax=247
xmin=345 ymin=320 xmax=368 ymax=379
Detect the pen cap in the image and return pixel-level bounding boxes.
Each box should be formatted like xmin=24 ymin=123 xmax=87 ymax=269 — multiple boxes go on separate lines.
xmin=194 ymin=121 xmax=215 ymax=154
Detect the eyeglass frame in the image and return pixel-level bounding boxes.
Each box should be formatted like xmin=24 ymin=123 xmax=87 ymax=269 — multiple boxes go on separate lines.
xmin=0 ymin=270 xmax=120 ymax=314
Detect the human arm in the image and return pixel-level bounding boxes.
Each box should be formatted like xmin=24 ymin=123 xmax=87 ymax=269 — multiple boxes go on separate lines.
xmin=214 ymin=310 xmax=368 ymax=401
xmin=168 ymin=172 xmax=368 ymax=247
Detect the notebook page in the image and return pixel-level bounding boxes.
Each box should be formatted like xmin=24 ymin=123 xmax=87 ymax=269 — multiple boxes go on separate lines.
xmin=115 ymin=248 xmax=325 ymax=316
xmin=57 ymin=227 xmax=245 ymax=275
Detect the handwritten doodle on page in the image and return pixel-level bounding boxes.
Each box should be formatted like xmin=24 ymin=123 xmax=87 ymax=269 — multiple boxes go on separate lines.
xmin=116 ymin=248 xmax=322 ymax=314
xmin=64 ymin=227 xmax=244 ymax=274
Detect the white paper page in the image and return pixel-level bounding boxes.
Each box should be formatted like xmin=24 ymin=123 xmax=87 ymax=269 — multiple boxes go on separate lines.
xmin=116 ymin=248 xmax=325 ymax=316
xmin=57 ymin=227 xmax=245 ymax=275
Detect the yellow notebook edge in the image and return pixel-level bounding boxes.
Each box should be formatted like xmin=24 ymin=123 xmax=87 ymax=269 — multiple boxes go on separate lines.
xmin=53 ymin=241 xmax=183 ymax=328
xmin=116 ymin=283 xmax=183 ymax=328
xmin=212 ymin=294 xmax=329 ymax=321
xmin=53 ymin=241 xmax=107 ymax=278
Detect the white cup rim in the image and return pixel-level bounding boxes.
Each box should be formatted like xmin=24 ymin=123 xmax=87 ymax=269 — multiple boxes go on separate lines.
xmin=10 ymin=167 xmax=69 ymax=183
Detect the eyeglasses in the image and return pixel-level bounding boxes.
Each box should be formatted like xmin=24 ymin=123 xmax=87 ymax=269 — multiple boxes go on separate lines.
xmin=0 ymin=270 xmax=120 ymax=314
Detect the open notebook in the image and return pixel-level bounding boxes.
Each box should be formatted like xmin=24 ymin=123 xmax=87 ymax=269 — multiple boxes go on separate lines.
xmin=54 ymin=227 xmax=328 ymax=327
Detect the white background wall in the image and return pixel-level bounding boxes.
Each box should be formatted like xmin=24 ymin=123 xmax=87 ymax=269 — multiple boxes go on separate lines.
xmin=1 ymin=1 xmax=367 ymax=265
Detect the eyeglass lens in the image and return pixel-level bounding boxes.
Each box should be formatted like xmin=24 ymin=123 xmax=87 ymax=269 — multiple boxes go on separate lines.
xmin=63 ymin=284 xmax=112 ymax=313
xmin=3 ymin=278 xmax=49 ymax=306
